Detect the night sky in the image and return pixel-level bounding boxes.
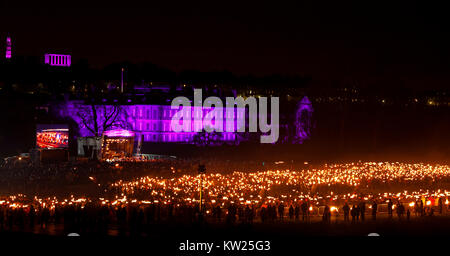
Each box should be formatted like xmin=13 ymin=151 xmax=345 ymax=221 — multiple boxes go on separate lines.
xmin=2 ymin=1 xmax=450 ymax=89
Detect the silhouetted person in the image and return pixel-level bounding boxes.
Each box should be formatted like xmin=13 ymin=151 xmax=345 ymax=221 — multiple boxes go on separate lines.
xmin=406 ymin=209 xmax=410 ymax=221
xmin=428 ymin=207 xmax=434 ymax=216
xmin=41 ymin=207 xmax=50 ymax=229
xmin=359 ymin=202 xmax=365 ymax=221
xmin=129 ymin=206 xmax=139 ymax=236
xmin=266 ymin=205 xmax=272 ymax=222
xmin=278 ymin=203 xmax=284 ymax=221
xmin=260 ymin=207 xmax=267 ymax=223
xmin=137 ymin=207 xmax=144 ymax=234
xmin=356 ymin=205 xmax=360 ymax=221
xmin=351 ymin=205 xmax=357 ymax=223
xmin=214 ymin=205 xmax=222 ymax=222
xmin=342 ymin=203 xmax=350 ymax=222
xmin=245 ymin=205 xmax=253 ymax=223
xmin=288 ymin=205 xmax=294 ymax=220
xmin=323 ymin=205 xmax=331 ymax=223
xmin=419 ymin=200 xmax=424 ymax=217
xmin=414 ymin=201 xmax=420 ymax=216
xmin=227 ymin=204 xmax=236 ymax=224
xmin=271 ymin=205 xmax=277 ymax=222
xmin=238 ymin=206 xmax=244 ymax=223
xmin=301 ymin=201 xmax=308 ymax=221
xmin=397 ymin=202 xmax=405 ymax=220
xmin=29 ymin=205 xmax=36 ymax=229
xmin=294 ymin=204 xmax=300 ymax=221
xmin=387 ymin=200 xmax=393 ymax=218
xmin=438 ymin=198 xmax=443 ymax=214
xmin=7 ymin=208 xmax=13 ymax=230
xmin=117 ymin=207 xmax=127 ymax=236
xmin=17 ymin=208 xmax=25 ymax=230
xmin=249 ymin=206 xmax=255 ymax=223
xmin=371 ymin=201 xmax=377 ymax=221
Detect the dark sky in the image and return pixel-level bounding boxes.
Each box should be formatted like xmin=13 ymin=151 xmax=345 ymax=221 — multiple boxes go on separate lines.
xmin=2 ymin=1 xmax=450 ymax=88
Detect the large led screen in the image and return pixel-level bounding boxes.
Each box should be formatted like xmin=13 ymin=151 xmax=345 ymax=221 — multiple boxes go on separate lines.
xmin=36 ymin=124 xmax=69 ymax=149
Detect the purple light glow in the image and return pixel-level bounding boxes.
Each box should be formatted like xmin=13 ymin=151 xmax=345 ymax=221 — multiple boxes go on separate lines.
xmin=294 ymin=96 xmax=314 ymax=143
xmin=44 ymin=54 xmax=71 ymax=67
xmin=59 ymin=101 xmax=244 ymax=145
xmin=5 ymin=36 xmax=11 ymax=59
xmin=103 ymin=129 xmax=135 ymax=137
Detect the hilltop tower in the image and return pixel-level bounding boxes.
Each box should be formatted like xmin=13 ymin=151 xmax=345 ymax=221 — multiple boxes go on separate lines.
xmin=5 ymin=36 xmax=11 ymax=59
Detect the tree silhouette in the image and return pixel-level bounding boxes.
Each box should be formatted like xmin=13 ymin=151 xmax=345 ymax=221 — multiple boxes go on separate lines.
xmin=76 ymin=104 xmax=131 ymax=137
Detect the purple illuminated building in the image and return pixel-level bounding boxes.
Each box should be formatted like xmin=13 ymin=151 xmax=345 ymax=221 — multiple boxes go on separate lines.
xmin=44 ymin=54 xmax=71 ymax=67
xmin=58 ymin=101 xmax=244 ymax=144
xmin=5 ymin=36 xmax=11 ymax=59
xmin=57 ymin=97 xmax=313 ymax=146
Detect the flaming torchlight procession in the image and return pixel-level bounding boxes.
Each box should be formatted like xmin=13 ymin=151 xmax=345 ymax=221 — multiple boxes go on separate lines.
xmin=0 ymin=162 xmax=449 ymax=237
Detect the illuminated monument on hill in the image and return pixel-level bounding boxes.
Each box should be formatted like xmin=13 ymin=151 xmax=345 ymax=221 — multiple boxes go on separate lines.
xmin=5 ymin=36 xmax=11 ymax=59
xmin=44 ymin=53 xmax=71 ymax=67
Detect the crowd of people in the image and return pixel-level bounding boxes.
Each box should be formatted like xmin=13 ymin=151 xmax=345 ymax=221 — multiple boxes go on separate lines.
xmin=0 ymin=159 xmax=188 ymax=194
xmin=0 ymin=196 xmax=448 ymax=236
xmin=0 ymin=160 xmax=449 ymax=236
xmin=0 ymin=158 xmax=285 ymax=196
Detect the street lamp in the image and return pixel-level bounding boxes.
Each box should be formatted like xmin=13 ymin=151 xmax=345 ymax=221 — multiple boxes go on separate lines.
xmin=198 ymin=164 xmax=206 ymax=214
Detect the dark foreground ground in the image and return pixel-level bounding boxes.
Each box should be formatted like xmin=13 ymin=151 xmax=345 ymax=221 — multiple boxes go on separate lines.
xmin=1 ymin=217 xmax=449 ymax=255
